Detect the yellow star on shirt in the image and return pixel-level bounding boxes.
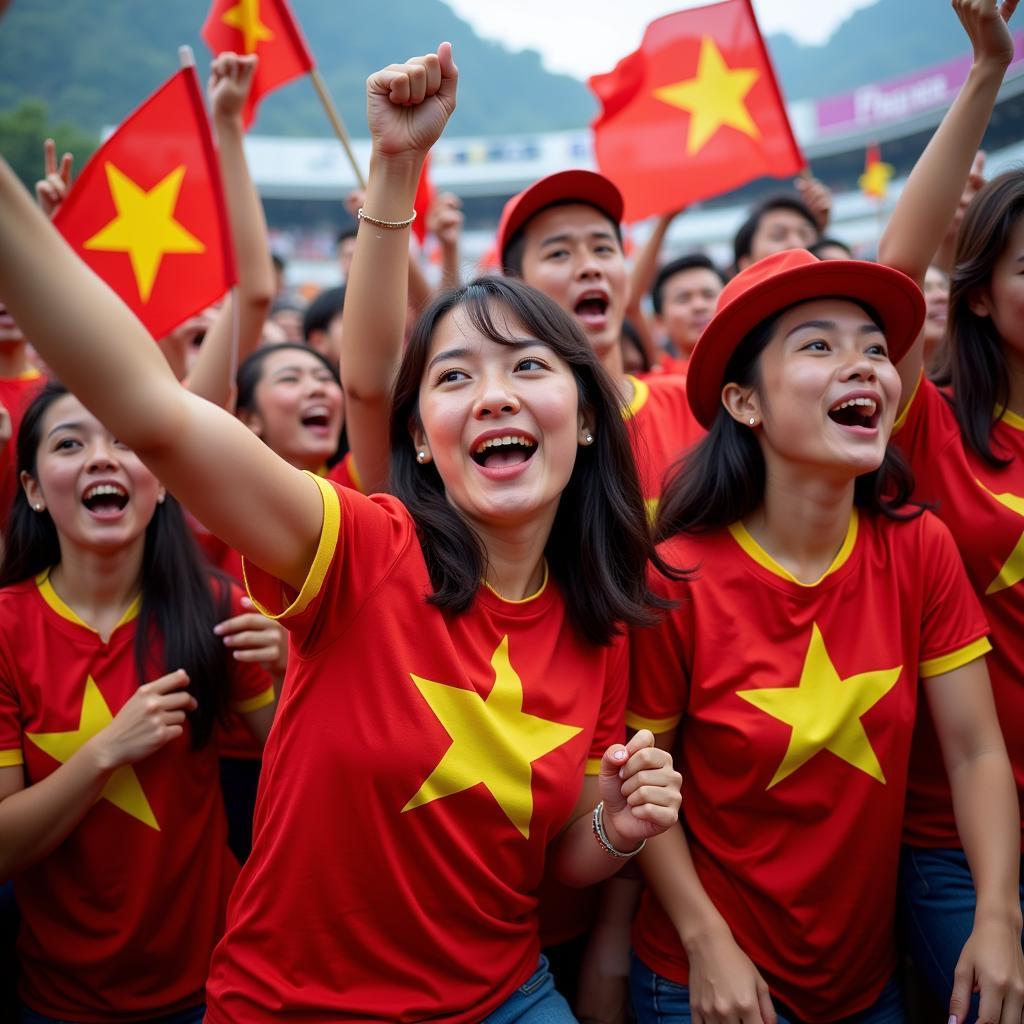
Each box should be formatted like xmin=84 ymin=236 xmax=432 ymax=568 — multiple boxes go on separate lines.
xmin=221 ymin=0 xmax=274 ymax=53
xmin=737 ymin=623 xmax=901 ymax=789
xmin=83 ymin=163 xmax=205 ymax=304
xmin=976 ymin=479 xmax=1024 ymax=595
xmin=403 ymin=636 xmax=582 ymax=839
xmin=26 ymin=676 xmax=159 ymax=830
xmin=653 ymin=37 xmax=761 ymax=155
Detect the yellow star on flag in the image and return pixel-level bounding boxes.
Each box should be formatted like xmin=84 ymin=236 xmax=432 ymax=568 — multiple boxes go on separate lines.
xmin=221 ymin=0 xmax=275 ymax=53
xmin=737 ymin=623 xmax=901 ymax=789
xmin=859 ymin=160 xmax=894 ymax=200
xmin=976 ymin=479 xmax=1024 ymax=595
xmin=403 ymin=636 xmax=582 ymax=838
xmin=83 ymin=163 xmax=205 ymax=304
xmin=26 ymin=676 xmax=159 ymax=830
xmin=653 ymin=37 xmax=761 ymax=155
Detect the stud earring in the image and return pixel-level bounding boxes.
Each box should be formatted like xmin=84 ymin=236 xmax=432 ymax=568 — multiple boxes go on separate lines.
xmin=416 ymin=450 xmax=427 ymax=463
xmin=34 ymin=503 xmax=42 ymax=511
xmin=584 ymin=433 xmax=593 ymax=445
xmin=748 ymin=417 xmax=756 ymax=426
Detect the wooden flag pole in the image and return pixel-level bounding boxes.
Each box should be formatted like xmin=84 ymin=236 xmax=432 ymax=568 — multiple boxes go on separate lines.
xmin=310 ymin=68 xmax=367 ymax=191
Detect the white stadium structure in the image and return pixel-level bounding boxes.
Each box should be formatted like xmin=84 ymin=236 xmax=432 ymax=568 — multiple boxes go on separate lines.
xmin=246 ymin=35 xmax=1024 ymax=285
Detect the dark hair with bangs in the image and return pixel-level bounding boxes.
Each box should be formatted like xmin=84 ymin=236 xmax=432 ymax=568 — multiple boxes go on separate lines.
xmin=389 ymin=276 xmax=676 ymax=646
xmin=236 ymin=342 xmax=348 ymax=467
xmin=0 ymin=380 xmax=231 ymax=748
xmin=502 ymin=201 xmax=624 ymax=278
xmin=933 ymin=169 xmax=1024 ymax=468
xmin=657 ymin=299 xmax=922 ymax=541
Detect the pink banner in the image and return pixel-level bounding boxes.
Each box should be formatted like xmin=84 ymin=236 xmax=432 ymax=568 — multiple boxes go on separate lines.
xmin=816 ymin=33 xmax=1024 ymax=136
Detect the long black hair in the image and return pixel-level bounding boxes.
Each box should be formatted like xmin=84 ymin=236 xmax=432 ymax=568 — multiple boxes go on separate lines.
xmin=389 ymin=276 xmax=676 ymax=646
xmin=236 ymin=342 xmax=348 ymax=466
xmin=0 ymin=380 xmax=230 ymax=747
xmin=658 ymin=302 xmax=921 ymax=541
xmin=933 ymin=170 xmax=1024 ymax=468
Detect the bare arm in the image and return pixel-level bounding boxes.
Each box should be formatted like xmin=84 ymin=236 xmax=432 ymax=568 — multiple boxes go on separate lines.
xmin=429 ymin=191 xmax=464 ymax=292
xmin=0 ymin=157 xmax=321 ymax=590
xmin=0 ymin=671 xmax=195 ymax=879
xmin=926 ymin=657 xmax=1024 ymax=1024
xmin=338 ymin=45 xmax=458 ymax=496
xmin=878 ymin=0 xmax=1016 ymax=402
xmin=187 ymin=53 xmax=274 ymax=409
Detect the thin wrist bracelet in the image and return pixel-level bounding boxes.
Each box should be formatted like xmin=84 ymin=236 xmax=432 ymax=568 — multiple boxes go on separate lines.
xmin=592 ymin=801 xmax=646 ymax=858
xmin=357 ymin=207 xmax=417 ymax=230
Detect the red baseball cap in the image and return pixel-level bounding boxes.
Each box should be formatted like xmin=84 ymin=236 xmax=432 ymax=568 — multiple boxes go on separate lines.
xmin=686 ymin=249 xmax=925 ymax=429
xmin=496 ymin=170 xmax=624 ymax=267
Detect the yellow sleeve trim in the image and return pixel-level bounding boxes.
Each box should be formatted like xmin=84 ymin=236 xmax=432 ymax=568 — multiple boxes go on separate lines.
xmin=920 ymin=636 xmax=992 ymax=678
xmin=232 ymin=684 xmax=276 ymax=715
xmin=0 ymin=749 xmax=24 ymax=767
xmin=626 ymin=710 xmax=681 ymax=734
xmin=621 ymin=375 xmax=650 ymax=419
xmin=243 ymin=472 xmax=341 ymax=621
xmin=584 ymin=757 xmax=602 ymax=776
xmin=892 ymin=371 xmax=923 ymax=434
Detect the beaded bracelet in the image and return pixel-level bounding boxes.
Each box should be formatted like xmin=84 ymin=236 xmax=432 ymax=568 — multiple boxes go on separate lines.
xmin=591 ymin=801 xmax=646 ymax=858
xmin=357 ymin=207 xmax=417 ymax=230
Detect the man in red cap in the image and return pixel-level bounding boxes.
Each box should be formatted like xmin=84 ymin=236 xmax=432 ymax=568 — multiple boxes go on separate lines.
xmin=497 ymin=170 xmax=705 ymax=516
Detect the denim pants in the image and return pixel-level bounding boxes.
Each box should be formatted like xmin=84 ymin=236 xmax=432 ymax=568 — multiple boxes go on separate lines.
xmin=20 ymin=1006 xmax=204 ymax=1024
xmin=630 ymin=954 xmax=906 ymax=1024
xmin=900 ymin=846 xmax=1024 ymax=1024
xmin=483 ymin=955 xmax=577 ymax=1023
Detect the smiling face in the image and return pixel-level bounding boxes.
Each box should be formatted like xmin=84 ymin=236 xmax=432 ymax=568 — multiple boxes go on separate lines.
xmin=21 ymin=393 xmax=164 ymax=556
xmin=727 ymin=299 xmax=902 ymax=481
xmin=414 ymin=303 xmax=589 ymax=531
xmin=517 ymin=204 xmax=628 ymax=371
xmin=242 ymin=348 xmax=344 ymax=471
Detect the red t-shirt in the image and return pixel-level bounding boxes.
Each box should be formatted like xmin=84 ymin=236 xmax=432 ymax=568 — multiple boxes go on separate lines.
xmin=0 ymin=369 xmax=45 ymax=523
xmin=622 ymin=373 xmax=704 ymax=519
xmin=628 ymin=510 xmax=989 ymax=1023
xmin=205 ymin=476 xmax=627 ymax=1023
xmin=0 ymin=571 xmax=274 ymax=1021
xmin=894 ymin=376 xmax=1024 ymax=847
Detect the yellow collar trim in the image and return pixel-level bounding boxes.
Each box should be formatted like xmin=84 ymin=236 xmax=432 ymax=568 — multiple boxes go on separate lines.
xmin=996 ymin=406 xmax=1024 ymax=432
xmin=621 ymin=375 xmax=650 ymax=420
xmin=35 ymin=569 xmax=141 ymax=633
xmin=482 ymin=561 xmax=549 ymax=605
xmin=728 ymin=510 xmax=859 ymax=587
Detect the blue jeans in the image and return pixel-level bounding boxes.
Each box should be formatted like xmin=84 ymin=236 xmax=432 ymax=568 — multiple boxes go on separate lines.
xmin=21 ymin=1007 xmax=204 ymax=1024
xmin=900 ymin=846 xmax=1024 ymax=1024
xmin=630 ymin=955 xmax=906 ymax=1024
xmin=483 ymin=955 xmax=576 ymax=1023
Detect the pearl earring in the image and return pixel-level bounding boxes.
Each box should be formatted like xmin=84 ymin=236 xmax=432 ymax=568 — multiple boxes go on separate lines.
xmin=584 ymin=433 xmax=593 ymax=445
xmin=416 ymin=450 xmax=427 ymax=463
xmin=34 ymin=504 xmax=42 ymax=511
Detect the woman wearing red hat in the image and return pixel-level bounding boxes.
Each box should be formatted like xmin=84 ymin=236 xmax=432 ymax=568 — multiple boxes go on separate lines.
xmin=626 ymin=240 xmax=1023 ymax=1023
xmin=876 ymin=0 xmax=1024 ymax=1017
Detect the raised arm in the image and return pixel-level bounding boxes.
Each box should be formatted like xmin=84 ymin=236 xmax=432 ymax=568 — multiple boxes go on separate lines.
xmin=186 ymin=53 xmax=275 ymax=409
xmin=428 ymin=191 xmax=464 ymax=292
xmin=878 ymin=0 xmax=1016 ymax=398
xmin=339 ymin=43 xmax=458 ymax=495
xmin=0 ymin=158 xmax=321 ymax=590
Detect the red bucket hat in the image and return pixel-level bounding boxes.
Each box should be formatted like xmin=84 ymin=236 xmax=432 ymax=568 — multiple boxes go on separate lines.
xmin=686 ymin=249 xmax=925 ymax=429
xmin=496 ymin=170 xmax=624 ymax=268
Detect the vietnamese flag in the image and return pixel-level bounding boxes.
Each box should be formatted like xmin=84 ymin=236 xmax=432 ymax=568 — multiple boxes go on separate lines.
xmin=53 ymin=67 xmax=236 ymax=340
xmin=859 ymin=143 xmax=894 ymax=201
xmin=202 ymin=0 xmax=314 ymax=127
xmin=589 ymin=0 xmax=804 ymax=222
xmin=412 ymin=154 xmax=436 ymax=247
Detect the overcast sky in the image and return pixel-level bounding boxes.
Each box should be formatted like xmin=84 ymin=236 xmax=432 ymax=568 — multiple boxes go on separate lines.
xmin=442 ymin=0 xmax=880 ymax=80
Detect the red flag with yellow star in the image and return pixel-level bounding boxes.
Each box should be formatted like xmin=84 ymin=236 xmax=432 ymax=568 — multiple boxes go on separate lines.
xmin=53 ymin=67 xmax=235 ymax=340
xmin=859 ymin=143 xmax=894 ymax=201
xmin=202 ymin=0 xmax=314 ymax=127
xmin=589 ymin=0 xmax=804 ymax=221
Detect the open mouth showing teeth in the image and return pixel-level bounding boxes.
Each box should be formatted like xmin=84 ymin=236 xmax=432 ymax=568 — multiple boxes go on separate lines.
xmin=574 ymin=296 xmax=608 ymax=320
xmin=471 ymin=435 xmax=538 ymax=468
xmin=301 ymin=413 xmax=330 ymax=428
xmin=82 ymin=483 xmax=128 ymax=512
xmin=827 ymin=396 xmax=880 ymax=429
